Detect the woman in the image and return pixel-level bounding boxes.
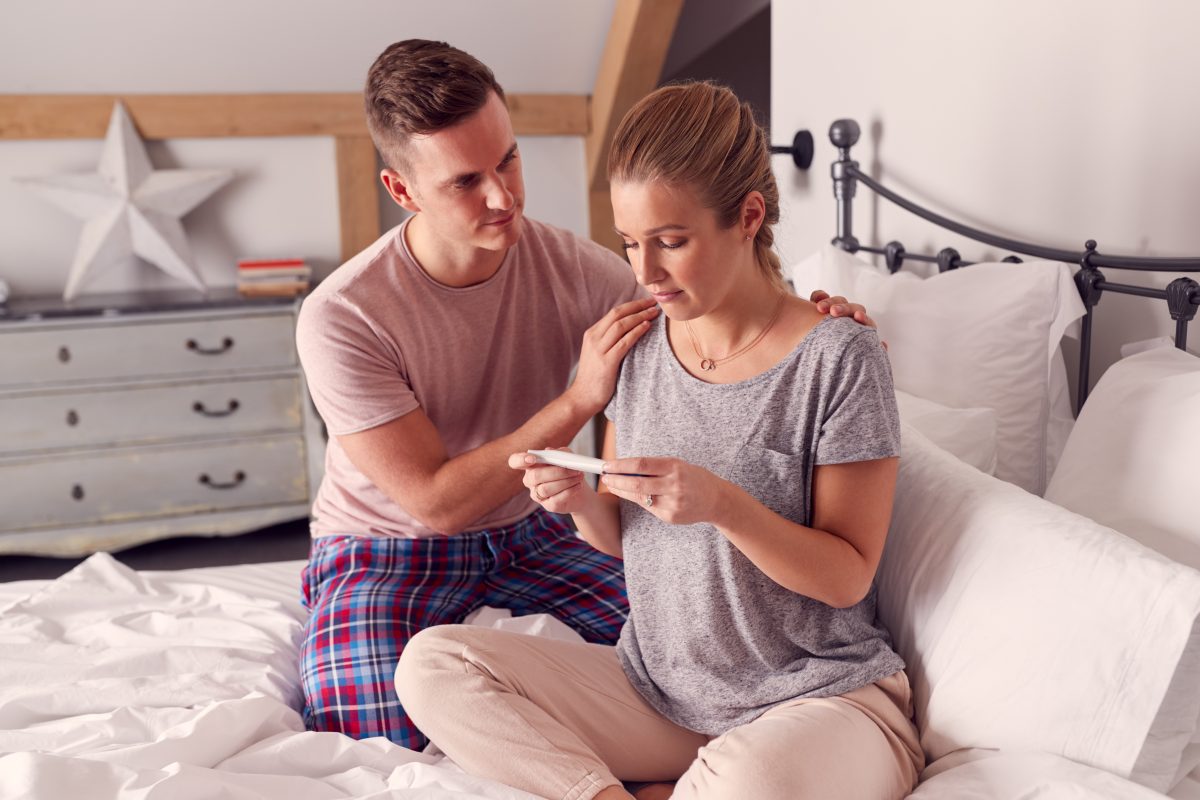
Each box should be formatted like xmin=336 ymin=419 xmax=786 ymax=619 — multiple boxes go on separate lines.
xmin=396 ymin=81 xmax=923 ymax=800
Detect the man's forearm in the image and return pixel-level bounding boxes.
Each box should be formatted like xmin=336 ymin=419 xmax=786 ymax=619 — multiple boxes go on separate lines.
xmin=422 ymin=388 xmax=598 ymax=534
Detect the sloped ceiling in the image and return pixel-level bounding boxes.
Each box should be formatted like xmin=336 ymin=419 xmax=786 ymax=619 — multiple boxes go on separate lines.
xmin=662 ymin=0 xmax=768 ymax=77
xmin=0 ymin=0 xmax=616 ymax=93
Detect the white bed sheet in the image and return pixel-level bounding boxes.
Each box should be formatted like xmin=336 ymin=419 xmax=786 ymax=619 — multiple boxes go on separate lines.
xmin=6 ymin=531 xmax=1197 ymax=799
xmin=0 ymin=554 xmax=562 ymax=799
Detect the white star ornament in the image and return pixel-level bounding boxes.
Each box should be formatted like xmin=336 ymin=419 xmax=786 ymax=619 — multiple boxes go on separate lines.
xmin=17 ymin=101 xmax=233 ymax=300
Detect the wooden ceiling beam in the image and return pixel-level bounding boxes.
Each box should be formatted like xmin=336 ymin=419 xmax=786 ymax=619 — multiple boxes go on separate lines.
xmin=0 ymin=93 xmax=590 ymax=140
xmin=585 ymin=0 xmax=684 ymax=252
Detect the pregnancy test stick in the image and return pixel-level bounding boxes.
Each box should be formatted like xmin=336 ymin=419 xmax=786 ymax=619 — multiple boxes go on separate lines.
xmin=527 ymin=450 xmax=652 ymax=476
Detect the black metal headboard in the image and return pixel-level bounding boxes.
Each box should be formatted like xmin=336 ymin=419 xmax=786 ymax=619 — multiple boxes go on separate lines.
xmin=771 ymin=119 xmax=1200 ymax=413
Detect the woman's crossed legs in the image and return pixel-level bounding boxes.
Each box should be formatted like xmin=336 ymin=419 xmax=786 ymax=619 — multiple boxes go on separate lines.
xmin=396 ymin=625 xmax=922 ymax=800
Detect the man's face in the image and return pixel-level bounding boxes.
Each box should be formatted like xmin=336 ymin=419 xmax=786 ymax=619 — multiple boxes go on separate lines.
xmin=391 ymin=91 xmax=526 ymax=253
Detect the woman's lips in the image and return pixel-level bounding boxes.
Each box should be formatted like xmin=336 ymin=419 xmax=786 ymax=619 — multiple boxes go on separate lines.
xmin=652 ymin=290 xmax=683 ymax=303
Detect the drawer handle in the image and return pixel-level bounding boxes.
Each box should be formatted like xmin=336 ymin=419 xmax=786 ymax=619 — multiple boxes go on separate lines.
xmin=193 ymin=399 xmax=240 ymax=417
xmin=199 ymin=470 xmax=246 ymax=490
xmin=66 ymin=409 xmax=79 ymax=426
xmin=71 ymin=484 xmax=84 ymax=501
xmin=186 ymin=337 xmax=235 ymax=355
xmin=58 ymin=346 xmax=71 ymax=363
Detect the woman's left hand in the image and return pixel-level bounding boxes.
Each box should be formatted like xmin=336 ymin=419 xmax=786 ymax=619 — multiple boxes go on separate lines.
xmin=600 ymin=456 xmax=726 ymax=526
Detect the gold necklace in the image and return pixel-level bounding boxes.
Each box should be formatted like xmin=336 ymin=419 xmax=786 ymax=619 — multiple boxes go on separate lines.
xmin=684 ymin=291 xmax=787 ymax=372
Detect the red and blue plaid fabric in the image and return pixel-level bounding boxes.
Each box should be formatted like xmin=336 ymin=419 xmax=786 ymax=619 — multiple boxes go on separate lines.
xmin=299 ymin=509 xmax=627 ymax=749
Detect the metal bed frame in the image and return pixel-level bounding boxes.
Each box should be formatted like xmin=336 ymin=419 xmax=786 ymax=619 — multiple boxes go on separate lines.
xmin=771 ymin=119 xmax=1200 ymax=411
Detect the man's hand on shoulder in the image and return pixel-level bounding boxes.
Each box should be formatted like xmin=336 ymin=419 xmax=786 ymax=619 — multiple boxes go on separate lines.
xmin=569 ymin=298 xmax=660 ymax=414
xmin=809 ymin=289 xmax=887 ymax=351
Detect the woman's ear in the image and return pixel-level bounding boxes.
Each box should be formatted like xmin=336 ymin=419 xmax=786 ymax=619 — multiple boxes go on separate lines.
xmin=381 ymin=169 xmax=421 ymax=214
xmin=741 ymin=190 xmax=766 ymax=239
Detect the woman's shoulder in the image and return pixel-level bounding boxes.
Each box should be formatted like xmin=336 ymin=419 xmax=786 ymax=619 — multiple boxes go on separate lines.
xmin=804 ymin=314 xmax=886 ymax=363
xmin=626 ymin=310 xmax=669 ymax=363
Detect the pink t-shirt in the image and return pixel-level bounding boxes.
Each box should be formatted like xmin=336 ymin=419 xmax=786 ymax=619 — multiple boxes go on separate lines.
xmin=296 ymin=216 xmax=641 ymax=539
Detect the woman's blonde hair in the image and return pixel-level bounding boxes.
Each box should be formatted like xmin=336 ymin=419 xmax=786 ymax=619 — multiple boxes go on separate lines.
xmin=607 ymin=81 xmax=782 ymax=287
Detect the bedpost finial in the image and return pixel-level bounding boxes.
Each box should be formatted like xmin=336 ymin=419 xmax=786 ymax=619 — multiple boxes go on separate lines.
xmin=1166 ymin=277 xmax=1199 ymax=323
xmin=829 ymin=119 xmax=861 ymax=149
xmin=1080 ymin=240 xmax=1099 ymax=270
xmin=884 ymin=240 xmax=906 ymax=274
xmin=936 ymin=248 xmax=962 ymax=273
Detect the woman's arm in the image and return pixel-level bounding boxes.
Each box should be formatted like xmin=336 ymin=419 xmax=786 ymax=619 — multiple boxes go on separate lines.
xmin=712 ymin=457 xmax=898 ymax=608
xmin=600 ymin=455 xmax=898 ymax=608
xmin=569 ymin=422 xmax=623 ymax=558
xmin=507 ymin=421 xmax=624 ymax=558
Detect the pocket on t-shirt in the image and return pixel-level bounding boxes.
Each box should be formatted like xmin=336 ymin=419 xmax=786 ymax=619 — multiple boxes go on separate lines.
xmin=729 ymin=445 xmax=811 ymax=525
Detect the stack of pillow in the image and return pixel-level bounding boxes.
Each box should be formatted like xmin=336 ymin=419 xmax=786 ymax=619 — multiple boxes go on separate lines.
xmin=788 ymin=244 xmax=1085 ymax=495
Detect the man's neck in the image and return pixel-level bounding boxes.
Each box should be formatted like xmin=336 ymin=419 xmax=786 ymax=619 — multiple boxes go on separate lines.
xmin=404 ymin=214 xmax=507 ymax=288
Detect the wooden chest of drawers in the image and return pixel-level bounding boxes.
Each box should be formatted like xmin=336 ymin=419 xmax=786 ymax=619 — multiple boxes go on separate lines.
xmin=0 ymin=289 xmax=325 ymax=556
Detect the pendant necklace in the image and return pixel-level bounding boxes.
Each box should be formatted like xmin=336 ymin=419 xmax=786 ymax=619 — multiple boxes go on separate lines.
xmin=684 ymin=291 xmax=787 ymax=372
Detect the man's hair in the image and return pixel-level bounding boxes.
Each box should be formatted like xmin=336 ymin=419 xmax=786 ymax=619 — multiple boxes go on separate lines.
xmin=364 ymin=39 xmax=506 ymax=172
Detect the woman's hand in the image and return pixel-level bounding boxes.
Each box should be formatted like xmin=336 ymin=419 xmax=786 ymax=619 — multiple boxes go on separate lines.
xmin=508 ymin=448 xmax=594 ymax=515
xmin=599 ymin=456 xmax=726 ymax=526
xmin=568 ymin=298 xmax=660 ymax=415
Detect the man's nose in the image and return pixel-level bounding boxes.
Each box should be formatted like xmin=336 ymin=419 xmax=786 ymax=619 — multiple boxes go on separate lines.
xmin=484 ymin=173 xmax=514 ymax=211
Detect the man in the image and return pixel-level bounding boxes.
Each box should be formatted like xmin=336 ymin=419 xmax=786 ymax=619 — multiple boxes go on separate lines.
xmin=295 ymin=39 xmax=873 ymax=749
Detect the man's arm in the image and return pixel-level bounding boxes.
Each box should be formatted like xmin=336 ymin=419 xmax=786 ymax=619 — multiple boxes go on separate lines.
xmin=339 ymin=391 xmax=592 ymax=534
xmin=338 ymin=298 xmax=659 ymax=535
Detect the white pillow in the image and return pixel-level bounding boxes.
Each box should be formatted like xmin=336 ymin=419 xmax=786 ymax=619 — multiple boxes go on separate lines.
xmin=880 ymin=424 xmax=1200 ymax=793
xmin=789 ymin=244 xmax=1085 ymax=494
xmin=1045 ymin=346 xmax=1200 ymax=569
xmin=894 ymin=389 xmax=997 ymax=474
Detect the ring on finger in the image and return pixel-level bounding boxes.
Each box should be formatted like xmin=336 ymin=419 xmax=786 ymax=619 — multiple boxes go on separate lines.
xmin=645 ymin=494 xmax=654 ymax=508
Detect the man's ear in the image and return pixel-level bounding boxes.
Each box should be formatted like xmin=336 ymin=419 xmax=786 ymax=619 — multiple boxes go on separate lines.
xmin=381 ymin=169 xmax=421 ymax=214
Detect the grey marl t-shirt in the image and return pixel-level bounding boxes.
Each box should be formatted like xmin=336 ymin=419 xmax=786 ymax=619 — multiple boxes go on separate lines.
xmin=604 ymin=313 xmax=904 ymax=736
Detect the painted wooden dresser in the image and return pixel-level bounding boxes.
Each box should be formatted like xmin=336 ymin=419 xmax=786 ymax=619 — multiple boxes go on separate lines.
xmin=0 ymin=289 xmax=324 ymax=556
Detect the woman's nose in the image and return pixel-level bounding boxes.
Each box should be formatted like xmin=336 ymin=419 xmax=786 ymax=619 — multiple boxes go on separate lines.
xmin=631 ymin=252 xmax=662 ymax=287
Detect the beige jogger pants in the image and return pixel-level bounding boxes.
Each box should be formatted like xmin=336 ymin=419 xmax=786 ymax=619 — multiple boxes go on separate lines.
xmin=396 ymin=624 xmax=924 ymax=800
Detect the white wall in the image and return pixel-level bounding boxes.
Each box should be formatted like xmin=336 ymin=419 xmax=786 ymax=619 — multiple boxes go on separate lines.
xmin=0 ymin=0 xmax=612 ymax=296
xmin=772 ymin=1 xmax=1200 ymax=388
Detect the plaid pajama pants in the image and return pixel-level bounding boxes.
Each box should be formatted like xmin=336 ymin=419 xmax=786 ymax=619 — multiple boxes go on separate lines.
xmin=298 ymin=508 xmax=628 ymax=750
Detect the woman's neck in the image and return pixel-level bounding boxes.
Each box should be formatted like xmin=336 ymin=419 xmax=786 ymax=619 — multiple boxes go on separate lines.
xmin=686 ymin=273 xmax=785 ymax=356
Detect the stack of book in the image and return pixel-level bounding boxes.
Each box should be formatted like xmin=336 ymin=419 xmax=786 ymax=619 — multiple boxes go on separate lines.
xmin=236 ymin=259 xmax=312 ymax=298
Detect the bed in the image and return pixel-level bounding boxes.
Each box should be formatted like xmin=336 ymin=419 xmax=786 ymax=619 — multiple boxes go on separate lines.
xmin=3 ymin=119 xmax=1200 ymax=799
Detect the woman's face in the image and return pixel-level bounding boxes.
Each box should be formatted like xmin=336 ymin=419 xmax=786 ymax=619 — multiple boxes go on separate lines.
xmin=610 ymin=180 xmax=749 ymax=321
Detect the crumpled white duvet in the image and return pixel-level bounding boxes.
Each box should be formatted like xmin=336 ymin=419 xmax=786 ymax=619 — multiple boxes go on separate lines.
xmin=0 ymin=553 xmax=562 ymax=799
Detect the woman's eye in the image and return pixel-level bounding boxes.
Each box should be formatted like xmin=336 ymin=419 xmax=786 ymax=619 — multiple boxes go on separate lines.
xmin=659 ymin=240 xmax=685 ymax=250
xmin=621 ymin=241 xmax=638 ymax=251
